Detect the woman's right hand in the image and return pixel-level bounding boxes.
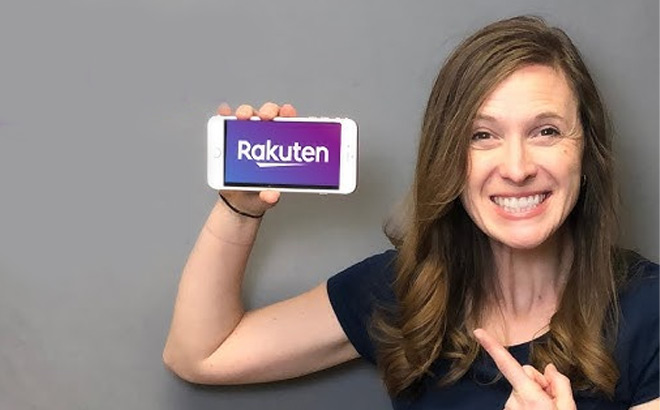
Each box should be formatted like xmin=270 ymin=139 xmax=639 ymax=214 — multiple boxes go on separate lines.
xmin=474 ymin=329 xmax=577 ymax=410
xmin=217 ymin=102 xmax=298 ymax=216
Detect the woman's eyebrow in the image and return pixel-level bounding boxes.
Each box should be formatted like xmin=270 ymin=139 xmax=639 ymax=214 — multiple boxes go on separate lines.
xmin=473 ymin=112 xmax=568 ymax=124
xmin=473 ymin=113 xmax=498 ymax=123
xmin=534 ymin=111 xmax=567 ymax=122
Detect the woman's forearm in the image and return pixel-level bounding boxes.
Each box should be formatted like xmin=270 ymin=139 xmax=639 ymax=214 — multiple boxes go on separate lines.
xmin=163 ymin=199 xmax=261 ymax=378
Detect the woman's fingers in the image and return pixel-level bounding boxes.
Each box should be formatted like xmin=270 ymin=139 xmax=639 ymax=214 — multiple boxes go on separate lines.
xmin=257 ymin=102 xmax=297 ymax=119
xmin=212 ymin=102 xmax=291 ymax=214
xmin=259 ymin=190 xmax=281 ymax=205
xmin=258 ymin=102 xmax=280 ymax=120
xmin=473 ymin=329 xmax=537 ymax=394
xmin=475 ymin=328 xmax=576 ymax=409
xmin=217 ymin=102 xmax=297 ymax=120
xmin=217 ymin=103 xmax=232 ymax=116
xmin=279 ymin=103 xmax=297 ymax=117
xmin=522 ymin=365 xmax=549 ymax=390
xmin=503 ymin=395 xmax=521 ymax=410
xmin=235 ymin=104 xmax=257 ymax=120
xmin=544 ymin=364 xmax=576 ymax=410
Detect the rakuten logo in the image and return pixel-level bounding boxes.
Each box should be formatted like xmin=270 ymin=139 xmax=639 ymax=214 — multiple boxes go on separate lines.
xmin=237 ymin=140 xmax=329 ymax=168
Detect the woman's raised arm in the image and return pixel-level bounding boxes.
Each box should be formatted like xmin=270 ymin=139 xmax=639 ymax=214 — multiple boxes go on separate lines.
xmin=162 ymin=103 xmax=358 ymax=384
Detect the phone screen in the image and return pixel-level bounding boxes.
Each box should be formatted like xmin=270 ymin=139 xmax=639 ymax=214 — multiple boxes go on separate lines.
xmin=224 ymin=120 xmax=342 ymax=189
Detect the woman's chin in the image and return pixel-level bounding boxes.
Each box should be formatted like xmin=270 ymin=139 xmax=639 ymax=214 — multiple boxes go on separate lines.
xmin=490 ymin=231 xmax=553 ymax=250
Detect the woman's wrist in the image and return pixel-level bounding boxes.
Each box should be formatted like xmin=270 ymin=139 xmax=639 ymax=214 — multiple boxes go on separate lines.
xmin=218 ymin=193 xmax=265 ymax=219
xmin=204 ymin=198 xmax=262 ymax=245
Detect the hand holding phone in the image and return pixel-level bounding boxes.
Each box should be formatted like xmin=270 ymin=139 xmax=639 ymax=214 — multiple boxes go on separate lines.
xmin=208 ymin=103 xmax=358 ymax=196
xmin=211 ymin=103 xmax=289 ymax=217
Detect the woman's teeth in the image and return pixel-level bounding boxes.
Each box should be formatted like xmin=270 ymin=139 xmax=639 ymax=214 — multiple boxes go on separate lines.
xmin=492 ymin=194 xmax=547 ymax=213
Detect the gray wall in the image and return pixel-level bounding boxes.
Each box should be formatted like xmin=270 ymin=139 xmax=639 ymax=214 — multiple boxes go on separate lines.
xmin=1 ymin=1 xmax=657 ymax=409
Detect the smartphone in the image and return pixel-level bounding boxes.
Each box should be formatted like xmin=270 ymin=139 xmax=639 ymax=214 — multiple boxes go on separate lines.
xmin=207 ymin=115 xmax=358 ymax=194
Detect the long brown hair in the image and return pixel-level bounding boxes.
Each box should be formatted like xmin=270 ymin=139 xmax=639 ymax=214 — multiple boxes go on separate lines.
xmin=373 ymin=15 xmax=625 ymax=398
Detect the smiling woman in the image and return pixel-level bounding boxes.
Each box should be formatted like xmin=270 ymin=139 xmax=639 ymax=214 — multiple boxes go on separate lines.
xmin=360 ymin=15 xmax=657 ymax=408
xmin=163 ymin=15 xmax=659 ymax=410
xmin=462 ymin=65 xmax=583 ymax=250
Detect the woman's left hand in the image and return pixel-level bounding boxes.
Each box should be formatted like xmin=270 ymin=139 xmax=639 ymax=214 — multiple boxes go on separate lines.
xmin=474 ymin=329 xmax=577 ymax=410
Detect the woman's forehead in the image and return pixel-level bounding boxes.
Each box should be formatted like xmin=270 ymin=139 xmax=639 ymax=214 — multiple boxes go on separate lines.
xmin=476 ymin=65 xmax=578 ymax=123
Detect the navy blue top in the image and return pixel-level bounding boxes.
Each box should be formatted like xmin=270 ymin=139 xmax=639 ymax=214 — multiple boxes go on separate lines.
xmin=327 ymin=250 xmax=659 ymax=409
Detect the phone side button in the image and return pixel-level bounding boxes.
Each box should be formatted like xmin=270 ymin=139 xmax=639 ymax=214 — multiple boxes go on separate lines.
xmin=213 ymin=148 xmax=222 ymax=158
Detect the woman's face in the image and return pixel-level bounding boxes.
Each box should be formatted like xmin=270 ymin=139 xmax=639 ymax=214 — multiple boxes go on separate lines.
xmin=460 ymin=64 xmax=583 ymax=249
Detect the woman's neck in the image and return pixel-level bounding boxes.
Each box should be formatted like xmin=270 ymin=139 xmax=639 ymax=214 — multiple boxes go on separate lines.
xmin=481 ymin=230 xmax=572 ymax=345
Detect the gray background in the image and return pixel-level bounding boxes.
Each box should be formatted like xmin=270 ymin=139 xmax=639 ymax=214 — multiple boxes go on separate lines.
xmin=1 ymin=1 xmax=657 ymax=409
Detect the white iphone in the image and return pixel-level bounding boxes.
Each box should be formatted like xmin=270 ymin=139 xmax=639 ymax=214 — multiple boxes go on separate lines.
xmin=207 ymin=115 xmax=358 ymax=194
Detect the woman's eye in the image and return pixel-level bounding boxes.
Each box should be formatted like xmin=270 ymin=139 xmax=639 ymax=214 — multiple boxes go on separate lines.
xmin=471 ymin=131 xmax=491 ymax=140
xmin=539 ymin=127 xmax=560 ymax=137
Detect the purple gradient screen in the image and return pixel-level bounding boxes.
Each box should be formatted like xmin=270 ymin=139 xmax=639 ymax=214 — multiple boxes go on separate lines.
xmin=224 ymin=120 xmax=341 ymax=188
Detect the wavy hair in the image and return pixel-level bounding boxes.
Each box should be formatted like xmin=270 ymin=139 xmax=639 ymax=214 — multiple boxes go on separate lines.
xmin=373 ymin=15 xmax=625 ymax=398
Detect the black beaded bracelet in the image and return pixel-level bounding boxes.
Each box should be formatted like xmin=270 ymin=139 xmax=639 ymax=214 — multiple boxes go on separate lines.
xmin=218 ymin=193 xmax=265 ymax=219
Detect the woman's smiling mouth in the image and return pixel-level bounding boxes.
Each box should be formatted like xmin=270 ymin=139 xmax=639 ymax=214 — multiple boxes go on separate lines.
xmin=490 ymin=192 xmax=551 ymax=214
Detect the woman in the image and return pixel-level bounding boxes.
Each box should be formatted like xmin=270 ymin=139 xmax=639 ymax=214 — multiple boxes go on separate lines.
xmin=163 ymin=16 xmax=659 ymax=409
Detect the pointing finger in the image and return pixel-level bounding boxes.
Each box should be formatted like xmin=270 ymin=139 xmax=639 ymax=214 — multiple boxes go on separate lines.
xmin=473 ymin=329 xmax=537 ymax=393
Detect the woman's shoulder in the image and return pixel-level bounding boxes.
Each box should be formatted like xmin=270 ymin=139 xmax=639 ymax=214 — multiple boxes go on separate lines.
xmin=613 ymin=250 xmax=659 ymax=406
xmin=616 ymin=249 xmax=658 ymax=333
xmin=325 ymin=249 xmax=398 ymax=363
xmin=617 ymin=249 xmax=659 ymax=305
xmin=327 ymin=249 xmax=398 ymax=302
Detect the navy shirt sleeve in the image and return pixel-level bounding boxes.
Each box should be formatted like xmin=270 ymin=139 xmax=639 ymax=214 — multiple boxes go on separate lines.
xmin=326 ymin=250 xmax=397 ymax=364
xmin=615 ymin=258 xmax=659 ymax=406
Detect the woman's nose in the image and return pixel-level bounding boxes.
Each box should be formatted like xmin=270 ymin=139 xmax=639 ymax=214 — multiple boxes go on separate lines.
xmin=498 ymin=139 xmax=537 ymax=184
